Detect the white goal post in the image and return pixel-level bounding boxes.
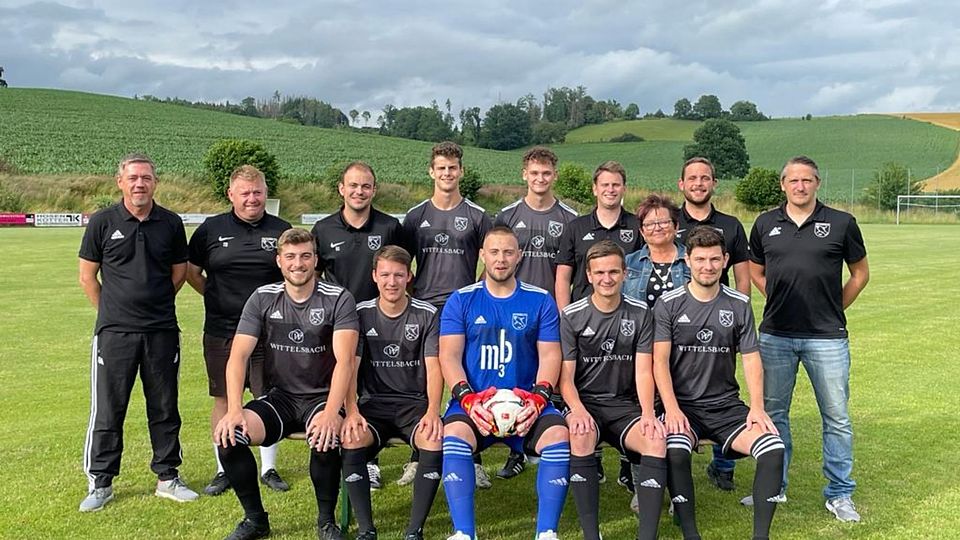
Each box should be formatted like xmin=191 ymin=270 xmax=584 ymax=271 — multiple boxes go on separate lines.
xmin=896 ymin=195 xmax=960 ymax=224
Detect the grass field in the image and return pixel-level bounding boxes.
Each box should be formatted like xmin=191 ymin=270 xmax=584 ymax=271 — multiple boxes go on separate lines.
xmin=1 ymin=224 xmax=959 ymax=539
xmin=897 ymin=113 xmax=960 ymax=191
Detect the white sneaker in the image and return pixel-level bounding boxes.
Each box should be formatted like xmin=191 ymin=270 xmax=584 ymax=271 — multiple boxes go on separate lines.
xmin=397 ymin=461 xmax=418 ymax=487
xmin=367 ymin=463 xmax=382 ymax=490
xmin=79 ymin=486 xmax=114 ymax=512
xmin=474 ymin=464 xmax=492 ymax=489
xmin=630 ymin=493 xmax=639 ymax=514
xmin=740 ymin=492 xmax=787 ymax=506
xmin=446 ymin=532 xmax=473 ymax=540
xmin=536 ymin=530 xmax=559 ymax=540
xmin=826 ymin=496 xmax=861 ymax=522
xmin=155 ymin=477 xmax=199 ymax=502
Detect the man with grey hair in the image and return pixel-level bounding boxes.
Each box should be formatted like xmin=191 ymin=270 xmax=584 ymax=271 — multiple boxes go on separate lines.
xmin=747 ymin=155 xmax=870 ymax=522
xmin=78 ymin=153 xmax=198 ymax=512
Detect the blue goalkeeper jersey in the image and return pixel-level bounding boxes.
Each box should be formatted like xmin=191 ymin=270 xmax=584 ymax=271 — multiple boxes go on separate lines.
xmin=440 ymin=280 xmax=560 ymax=391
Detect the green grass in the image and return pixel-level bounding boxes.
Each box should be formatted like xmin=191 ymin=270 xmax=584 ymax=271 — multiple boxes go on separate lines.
xmin=1 ymin=224 xmax=959 ymax=539
xmin=564 ymin=119 xmax=700 ymax=143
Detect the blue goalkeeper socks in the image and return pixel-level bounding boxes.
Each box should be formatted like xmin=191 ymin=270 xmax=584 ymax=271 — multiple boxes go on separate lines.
xmin=536 ymin=441 xmax=570 ymax=534
xmin=443 ymin=436 xmax=476 ymax=537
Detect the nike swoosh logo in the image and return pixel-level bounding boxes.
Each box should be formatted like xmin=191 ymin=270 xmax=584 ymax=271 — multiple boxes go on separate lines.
xmin=330 ymin=241 xmax=345 ymax=248
xmin=218 ymin=236 xmax=234 ymax=241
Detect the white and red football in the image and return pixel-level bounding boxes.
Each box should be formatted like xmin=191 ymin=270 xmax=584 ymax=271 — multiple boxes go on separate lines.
xmin=484 ymin=388 xmax=524 ymax=437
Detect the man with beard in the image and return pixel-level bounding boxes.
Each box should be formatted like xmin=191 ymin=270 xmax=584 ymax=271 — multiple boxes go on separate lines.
xmin=653 ymin=226 xmax=784 ymax=540
xmin=675 ymin=157 xmax=751 ymax=491
xmin=186 ymin=165 xmax=292 ymax=496
xmin=214 ymin=228 xmax=359 ymax=540
xmin=439 ymin=227 xmax=569 ymax=540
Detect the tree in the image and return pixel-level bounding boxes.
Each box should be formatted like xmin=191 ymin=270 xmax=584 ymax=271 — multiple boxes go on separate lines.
xmin=692 ymin=94 xmax=723 ymax=120
xmin=459 ymin=106 xmax=482 ymax=145
xmin=862 ymin=162 xmax=925 ymax=210
xmin=729 ymin=100 xmax=766 ymax=121
xmin=673 ymin=98 xmax=692 ymax=119
xmin=349 ymin=109 xmax=359 ymax=126
xmin=735 ymin=167 xmax=784 ymax=210
xmin=479 ymin=103 xmax=532 ymax=150
xmin=460 ymin=166 xmax=483 ymax=201
xmin=382 ymin=106 xmax=453 ymax=142
xmin=531 ymin=121 xmax=568 ymax=144
xmin=361 ymin=110 xmax=371 ymax=126
xmin=203 ymin=139 xmax=281 ymax=202
xmin=624 ymin=103 xmax=640 ymax=120
xmin=683 ymin=119 xmax=750 ymax=178
xmin=554 ymin=163 xmax=593 ymax=204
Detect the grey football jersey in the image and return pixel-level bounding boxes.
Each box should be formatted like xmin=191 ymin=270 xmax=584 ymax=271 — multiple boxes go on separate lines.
xmin=355 ymin=297 xmax=440 ymax=402
xmin=237 ymin=280 xmax=358 ymax=396
xmin=653 ymin=284 xmax=758 ymax=406
xmin=560 ymin=294 xmax=653 ymax=401
xmin=402 ymin=198 xmax=493 ymax=307
xmin=495 ymin=198 xmax=578 ymax=294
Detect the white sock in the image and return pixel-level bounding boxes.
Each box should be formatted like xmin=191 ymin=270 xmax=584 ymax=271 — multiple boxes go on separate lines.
xmin=260 ymin=443 xmax=278 ymax=474
xmin=213 ymin=443 xmax=224 ymax=474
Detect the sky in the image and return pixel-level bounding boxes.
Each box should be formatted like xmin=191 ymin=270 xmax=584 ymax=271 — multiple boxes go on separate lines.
xmin=2 ymin=0 xmax=959 ymax=118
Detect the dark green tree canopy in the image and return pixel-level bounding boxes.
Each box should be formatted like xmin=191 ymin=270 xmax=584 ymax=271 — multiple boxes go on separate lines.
xmin=683 ymin=119 xmax=750 ymax=178
xmin=624 ymin=103 xmax=640 ymax=120
xmin=479 ymin=103 xmax=532 ymax=150
xmin=862 ymin=162 xmax=925 ymax=210
xmin=673 ymin=98 xmax=692 ymax=119
xmin=203 ymin=139 xmax=281 ymax=202
xmin=729 ymin=100 xmax=767 ymax=121
xmin=692 ymin=94 xmax=723 ymax=120
xmin=735 ymin=167 xmax=784 ymax=210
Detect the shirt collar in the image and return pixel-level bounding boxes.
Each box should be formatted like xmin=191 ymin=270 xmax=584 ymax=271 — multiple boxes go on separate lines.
xmin=117 ymin=200 xmax=159 ymax=222
xmin=590 ymin=206 xmax=629 ymax=230
xmin=230 ymin=210 xmax=263 ymax=228
xmin=681 ymin=203 xmax=716 ymax=224
xmin=774 ymin=200 xmax=826 ymax=224
xmin=337 ymin=206 xmax=375 ymax=232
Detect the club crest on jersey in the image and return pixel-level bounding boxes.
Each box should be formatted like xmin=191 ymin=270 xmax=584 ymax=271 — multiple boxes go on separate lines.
xmin=367 ymin=235 xmax=382 ymax=250
xmin=697 ymin=329 xmax=713 ymax=343
xmin=435 ymin=233 xmax=449 ymax=246
xmin=261 ymin=237 xmax=278 ymax=251
xmin=383 ymin=344 xmax=401 ymax=358
xmin=814 ymin=222 xmax=831 ymax=238
xmin=288 ymin=329 xmax=304 ymax=344
xmin=601 ymin=338 xmax=616 ymax=353
xmin=309 ymin=308 xmax=325 ymax=326
xmin=454 ymin=216 xmax=469 ymax=231
xmin=548 ymin=220 xmax=563 ymax=238
xmin=531 ymin=235 xmax=545 ymax=249
xmin=620 ymin=319 xmax=635 ymax=337
xmin=404 ymin=324 xmax=420 ymax=341
xmin=620 ymin=229 xmax=634 ymax=243
xmin=512 ymin=313 xmax=528 ymax=330
xmin=718 ymin=310 xmax=734 ymax=328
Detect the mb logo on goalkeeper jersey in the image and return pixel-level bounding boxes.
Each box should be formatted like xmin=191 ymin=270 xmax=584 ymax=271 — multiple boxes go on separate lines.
xmin=480 ymin=329 xmax=513 ymax=378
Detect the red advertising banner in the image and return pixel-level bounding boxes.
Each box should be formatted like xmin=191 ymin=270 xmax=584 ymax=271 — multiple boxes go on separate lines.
xmin=0 ymin=213 xmax=34 ymax=226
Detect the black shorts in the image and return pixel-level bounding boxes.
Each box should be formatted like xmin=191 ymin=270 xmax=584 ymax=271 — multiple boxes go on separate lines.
xmin=203 ymin=333 xmax=267 ymax=398
xmin=679 ymin=398 xmax=751 ymax=459
xmin=579 ymin=398 xmax=643 ymax=454
xmin=359 ymin=398 xmax=428 ymax=453
xmin=244 ymin=388 xmax=331 ymax=447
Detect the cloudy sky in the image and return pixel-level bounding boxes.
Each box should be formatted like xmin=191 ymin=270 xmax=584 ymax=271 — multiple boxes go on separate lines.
xmin=2 ymin=0 xmax=958 ymax=118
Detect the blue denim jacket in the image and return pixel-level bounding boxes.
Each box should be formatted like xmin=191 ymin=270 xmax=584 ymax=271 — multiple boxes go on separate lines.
xmin=623 ymin=242 xmax=690 ymax=301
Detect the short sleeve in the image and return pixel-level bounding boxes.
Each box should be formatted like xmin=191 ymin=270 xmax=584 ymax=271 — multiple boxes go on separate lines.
xmin=478 ymin=211 xmax=493 ymax=240
xmin=537 ymin=295 xmax=561 ymax=342
xmin=78 ymin=213 xmax=105 ymax=262
xmin=729 ymin=221 xmax=750 ymax=265
xmin=235 ymin=291 xmax=265 ymax=337
xmin=559 ymin=313 xmax=578 ymax=362
xmin=635 ymin=307 xmax=654 ymax=354
xmin=737 ymin=302 xmax=759 ymax=354
xmin=401 ymin=208 xmax=420 ymax=253
xmin=842 ymin=216 xmax=867 ymax=264
xmin=653 ymin=300 xmax=673 ymax=343
xmin=310 ymin=221 xmax=327 ymax=275
xmin=555 ymin=226 xmax=576 ymax=266
xmin=439 ymin=291 xmax=466 ymax=336
xmin=187 ymin=223 xmax=208 ymax=268
xmin=748 ymin=221 xmax=766 ymax=265
xmin=423 ymin=310 xmax=440 ymax=357
xmin=334 ymin=291 xmax=359 ymax=331
xmin=171 ymin=218 xmax=189 ymax=264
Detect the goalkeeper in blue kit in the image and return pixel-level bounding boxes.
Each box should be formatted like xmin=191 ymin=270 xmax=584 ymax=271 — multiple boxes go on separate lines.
xmin=439 ymin=226 xmax=570 ymax=540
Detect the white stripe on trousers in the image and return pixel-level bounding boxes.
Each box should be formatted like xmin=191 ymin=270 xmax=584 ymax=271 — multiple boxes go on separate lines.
xmin=82 ymin=334 xmax=99 ymax=491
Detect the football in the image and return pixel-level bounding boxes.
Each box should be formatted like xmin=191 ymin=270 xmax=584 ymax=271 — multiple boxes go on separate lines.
xmin=485 ymin=388 xmax=524 ymax=437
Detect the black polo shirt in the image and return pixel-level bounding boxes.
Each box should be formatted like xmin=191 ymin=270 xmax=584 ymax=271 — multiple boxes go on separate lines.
xmin=188 ymin=211 xmax=292 ymax=338
xmin=556 ymin=207 xmax=641 ymax=301
xmin=749 ymin=201 xmax=867 ymax=339
xmin=79 ymin=201 xmax=188 ymax=334
xmin=677 ymin=204 xmax=749 ymax=287
xmin=311 ymin=207 xmax=407 ymax=303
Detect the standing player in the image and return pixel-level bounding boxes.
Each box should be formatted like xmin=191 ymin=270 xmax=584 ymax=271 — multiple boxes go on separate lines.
xmin=653 ymin=226 xmax=785 ymax=540
xmin=186 ymin=165 xmax=292 ymax=496
xmin=675 ymin=157 xmax=750 ymax=490
xmin=214 ymin=229 xmax=359 ymax=540
xmin=439 ymin=227 xmax=570 ymax=540
xmin=559 ymin=240 xmax=667 ymax=540
xmin=312 ymin=161 xmax=408 ymax=488
xmin=748 ymin=156 xmax=869 ymax=521
xmin=311 ymin=161 xmax=407 ymax=304
xmin=339 ymin=245 xmax=444 ymax=540
xmin=493 ymin=146 xmax=577 ymax=479
xmin=78 ymin=153 xmax=198 ymax=512
xmin=401 ymin=141 xmax=493 ymax=488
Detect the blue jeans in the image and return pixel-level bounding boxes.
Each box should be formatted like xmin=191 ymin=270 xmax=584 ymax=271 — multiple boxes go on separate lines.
xmin=760 ymin=333 xmax=855 ymax=499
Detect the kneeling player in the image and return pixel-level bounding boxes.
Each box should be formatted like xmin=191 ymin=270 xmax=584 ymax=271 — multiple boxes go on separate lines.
xmin=559 ymin=241 xmax=667 ymax=540
xmin=653 ymin=227 xmax=784 ymax=540
xmin=440 ymin=227 xmax=569 ymax=540
xmin=214 ymin=229 xmax=360 ymax=540
xmin=339 ymin=246 xmax=444 ymax=540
